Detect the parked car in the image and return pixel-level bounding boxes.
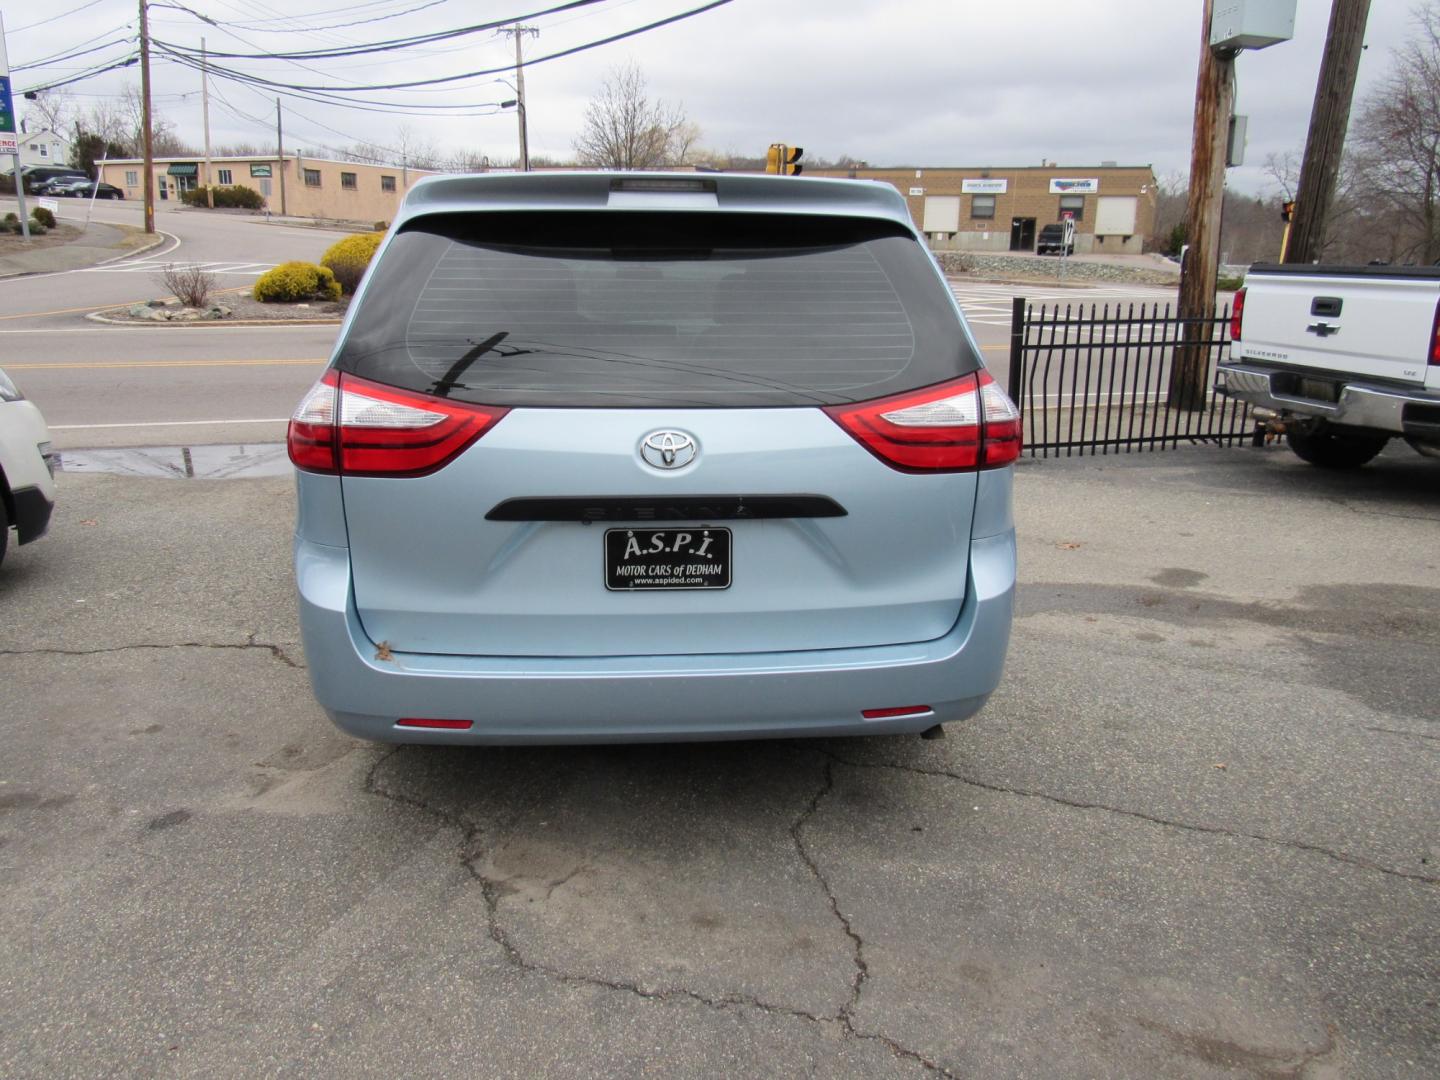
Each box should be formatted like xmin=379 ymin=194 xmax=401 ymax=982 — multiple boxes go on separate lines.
xmin=35 ymin=176 xmax=91 ymax=197
xmin=13 ymin=166 xmax=87 ymax=194
xmin=1218 ymin=263 xmax=1440 ymax=467
xmin=288 ymin=171 xmax=1020 ymax=745
xmin=0 ymin=368 xmax=57 ymax=569
xmin=1036 ymin=223 xmax=1073 ymax=256
xmin=45 ymin=179 xmax=123 ymax=200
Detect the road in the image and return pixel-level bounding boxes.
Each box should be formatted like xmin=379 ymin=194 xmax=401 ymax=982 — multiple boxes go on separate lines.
xmin=1 ymin=200 xmax=346 ymax=448
xmin=1 ymin=446 xmax=1435 ymax=1076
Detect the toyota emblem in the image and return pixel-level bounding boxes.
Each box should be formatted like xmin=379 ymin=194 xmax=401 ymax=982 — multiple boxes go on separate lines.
xmin=640 ymin=430 xmax=698 ymax=469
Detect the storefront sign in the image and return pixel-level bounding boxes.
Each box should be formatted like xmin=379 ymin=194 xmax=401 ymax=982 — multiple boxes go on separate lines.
xmin=250 ymin=164 xmax=273 ymax=178
xmin=1049 ymin=178 xmax=1099 ymax=194
xmin=962 ymin=178 xmax=1007 ymax=194
xmin=908 ymin=186 xmax=924 ymax=196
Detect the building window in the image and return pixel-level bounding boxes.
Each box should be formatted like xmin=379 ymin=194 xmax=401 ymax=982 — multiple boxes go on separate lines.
xmin=38 ymin=144 xmax=48 ymax=157
xmin=304 ymin=168 xmax=321 ymax=187
xmin=126 ymin=170 xmax=139 ymax=186
xmin=1059 ymin=194 xmax=1085 ymax=221
xmin=970 ymin=194 xmax=996 ymax=220
xmin=341 ymin=171 xmax=357 ymax=190
xmin=217 ymin=168 xmax=233 ymax=185
xmin=381 ymin=175 xmax=396 ymax=192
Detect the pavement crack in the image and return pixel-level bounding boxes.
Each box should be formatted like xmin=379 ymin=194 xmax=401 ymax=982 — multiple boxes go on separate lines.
xmin=820 ymin=752 xmax=1439 ymax=887
xmin=364 ymin=747 xmax=957 ymax=1076
xmin=0 ymin=637 xmax=304 ymax=669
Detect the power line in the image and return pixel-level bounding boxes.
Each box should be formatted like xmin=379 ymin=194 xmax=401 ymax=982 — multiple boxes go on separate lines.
xmin=18 ymin=54 xmax=139 ymax=95
xmin=202 ymin=0 xmax=454 ymax=35
xmin=12 ymin=36 xmax=135 ymax=74
xmin=155 ymin=0 xmax=610 ymax=61
xmin=158 ymin=0 xmax=733 ymax=93
xmin=6 ymin=0 xmax=113 ymax=35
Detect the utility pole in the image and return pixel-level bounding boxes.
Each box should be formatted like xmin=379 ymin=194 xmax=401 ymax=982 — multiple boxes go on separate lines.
xmin=275 ymin=98 xmax=286 ymax=216
xmin=139 ymin=0 xmax=155 ymax=233
xmin=1284 ymin=0 xmax=1372 ymax=264
xmin=1171 ymin=0 xmax=1237 ymax=411
xmin=201 ymin=37 xmax=213 ymax=208
xmin=501 ymin=24 xmax=538 ymax=171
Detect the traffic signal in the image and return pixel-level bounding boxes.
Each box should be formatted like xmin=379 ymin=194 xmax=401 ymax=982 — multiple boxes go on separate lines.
xmin=1281 ymin=200 xmax=1295 ymax=222
xmin=765 ymin=144 xmax=804 ymax=175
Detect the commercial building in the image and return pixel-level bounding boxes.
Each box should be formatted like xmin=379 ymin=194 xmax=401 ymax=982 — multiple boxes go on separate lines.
xmin=808 ymin=164 xmax=1159 ymax=254
xmin=98 ymin=154 xmax=439 ymax=222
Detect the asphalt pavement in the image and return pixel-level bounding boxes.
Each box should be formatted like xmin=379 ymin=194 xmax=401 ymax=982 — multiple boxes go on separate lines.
xmin=1 ymin=444 xmax=1435 ymax=1078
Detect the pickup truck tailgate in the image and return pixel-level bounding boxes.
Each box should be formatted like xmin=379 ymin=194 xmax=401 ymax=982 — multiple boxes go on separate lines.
xmin=1237 ymin=267 xmax=1439 ymax=386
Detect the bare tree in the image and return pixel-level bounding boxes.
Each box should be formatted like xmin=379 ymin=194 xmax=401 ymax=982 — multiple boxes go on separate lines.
xmin=1349 ymin=3 xmax=1440 ymax=262
xmin=573 ymin=62 xmax=695 ymax=170
xmin=395 ymin=125 xmax=441 ymax=170
xmin=21 ymin=89 xmax=76 ymax=136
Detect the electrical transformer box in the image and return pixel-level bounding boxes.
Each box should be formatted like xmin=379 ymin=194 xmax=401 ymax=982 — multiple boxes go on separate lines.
xmin=1209 ymin=0 xmax=1296 ymax=51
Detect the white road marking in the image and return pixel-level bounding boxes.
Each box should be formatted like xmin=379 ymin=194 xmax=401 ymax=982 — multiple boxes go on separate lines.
xmin=49 ymin=418 xmax=290 ymax=430
xmin=78 ymin=259 xmax=274 ymax=275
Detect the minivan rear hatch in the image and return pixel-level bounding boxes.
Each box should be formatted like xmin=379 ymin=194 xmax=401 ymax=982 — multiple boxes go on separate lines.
xmin=332 ymin=209 xmax=985 ymax=658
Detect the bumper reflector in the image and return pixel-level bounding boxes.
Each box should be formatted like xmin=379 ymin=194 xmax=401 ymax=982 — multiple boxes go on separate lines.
xmin=397 ymin=718 xmax=474 ymax=730
xmin=861 ymin=706 xmax=934 ymax=719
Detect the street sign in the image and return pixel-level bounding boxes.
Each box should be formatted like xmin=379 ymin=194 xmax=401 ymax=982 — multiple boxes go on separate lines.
xmin=38 ymin=197 xmax=59 ymax=214
xmin=0 ymin=16 xmax=17 ymax=155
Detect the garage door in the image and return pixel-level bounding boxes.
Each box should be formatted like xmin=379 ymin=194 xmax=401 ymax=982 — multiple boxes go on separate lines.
xmin=1095 ymin=196 xmax=1138 ymax=236
xmin=922 ymin=196 xmax=960 ymax=233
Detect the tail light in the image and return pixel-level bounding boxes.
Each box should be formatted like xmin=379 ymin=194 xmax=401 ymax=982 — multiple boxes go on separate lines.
xmin=824 ymin=371 xmax=1021 ymax=472
xmin=288 ymin=371 xmax=509 ymax=477
xmin=1430 ymin=297 xmax=1440 ymax=367
xmin=1230 ymin=286 xmax=1246 ymax=342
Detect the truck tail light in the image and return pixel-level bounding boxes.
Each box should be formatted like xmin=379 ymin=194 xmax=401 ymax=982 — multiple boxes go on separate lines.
xmin=1230 ymin=286 xmax=1246 ymax=342
xmin=825 ymin=372 xmax=1021 ymax=472
xmin=1430 ymin=298 xmax=1440 ymax=367
xmin=288 ymin=371 xmax=509 ymax=477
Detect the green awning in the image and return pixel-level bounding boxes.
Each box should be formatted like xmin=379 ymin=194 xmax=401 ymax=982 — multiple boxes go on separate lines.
xmin=166 ymin=163 xmax=198 ymax=177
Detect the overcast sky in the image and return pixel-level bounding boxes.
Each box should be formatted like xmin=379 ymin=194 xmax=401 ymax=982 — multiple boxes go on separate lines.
xmin=3 ymin=0 xmax=1414 ymax=194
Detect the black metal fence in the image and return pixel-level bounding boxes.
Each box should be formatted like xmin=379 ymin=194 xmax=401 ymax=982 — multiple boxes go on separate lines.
xmin=1006 ymin=297 xmax=1257 ymax=457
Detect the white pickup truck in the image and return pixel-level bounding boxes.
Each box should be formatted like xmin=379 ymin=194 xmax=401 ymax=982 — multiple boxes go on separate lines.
xmin=1217 ymin=263 xmax=1440 ymax=467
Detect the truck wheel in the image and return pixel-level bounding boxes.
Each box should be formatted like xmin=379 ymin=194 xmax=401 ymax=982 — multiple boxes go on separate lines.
xmin=1286 ymin=425 xmax=1389 ymax=468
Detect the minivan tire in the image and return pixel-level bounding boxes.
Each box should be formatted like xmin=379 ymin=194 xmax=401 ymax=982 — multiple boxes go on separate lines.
xmin=1286 ymin=425 xmax=1389 ymax=468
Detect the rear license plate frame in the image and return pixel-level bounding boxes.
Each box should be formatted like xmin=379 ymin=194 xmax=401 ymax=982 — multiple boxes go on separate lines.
xmin=605 ymin=527 xmax=732 ymax=591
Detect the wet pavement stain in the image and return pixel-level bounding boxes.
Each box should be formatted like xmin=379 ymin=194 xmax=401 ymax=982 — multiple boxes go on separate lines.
xmin=56 ymin=444 xmax=291 ymax=479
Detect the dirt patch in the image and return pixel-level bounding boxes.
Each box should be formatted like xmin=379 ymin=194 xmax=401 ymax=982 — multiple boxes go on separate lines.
xmin=0 ymin=222 xmax=85 ymax=253
xmin=96 ymin=289 xmax=349 ymax=325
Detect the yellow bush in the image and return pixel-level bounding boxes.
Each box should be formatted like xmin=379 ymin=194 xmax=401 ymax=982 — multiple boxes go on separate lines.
xmin=253 ymin=261 xmax=341 ymax=303
xmin=320 ymin=232 xmax=383 ymax=295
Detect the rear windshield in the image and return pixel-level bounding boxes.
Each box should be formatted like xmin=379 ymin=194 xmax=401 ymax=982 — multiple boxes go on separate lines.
xmin=335 ymin=211 xmax=977 ymax=408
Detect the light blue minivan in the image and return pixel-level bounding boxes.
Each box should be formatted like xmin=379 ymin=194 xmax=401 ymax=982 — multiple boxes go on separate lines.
xmin=289 ymin=172 xmax=1017 ymax=743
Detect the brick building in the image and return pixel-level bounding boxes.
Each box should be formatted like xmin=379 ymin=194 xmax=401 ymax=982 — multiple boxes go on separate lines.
xmin=808 ymin=164 xmax=1158 ymax=254
xmin=98 ymin=154 xmax=439 ymax=223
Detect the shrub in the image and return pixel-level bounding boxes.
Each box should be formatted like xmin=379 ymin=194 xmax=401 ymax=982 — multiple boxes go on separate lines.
xmin=253 ymin=261 xmax=341 ymax=303
xmin=28 ymin=222 xmax=48 ymax=236
xmin=181 ymin=184 xmax=266 ymax=210
xmin=4 ymin=212 xmax=17 ymax=224
xmin=320 ymin=232 xmax=383 ymax=295
xmin=30 ymin=206 xmax=57 ymax=229
xmin=159 ymin=262 xmax=218 ymax=307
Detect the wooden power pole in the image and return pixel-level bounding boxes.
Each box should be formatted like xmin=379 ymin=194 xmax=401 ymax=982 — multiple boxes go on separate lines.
xmin=139 ymin=0 xmax=155 ymax=234
xmin=501 ymin=24 xmax=538 ymax=171
xmin=201 ymin=37 xmax=214 ymax=208
xmin=1171 ymin=0 xmax=1237 ymax=411
xmin=1284 ymin=0 xmax=1372 ymax=264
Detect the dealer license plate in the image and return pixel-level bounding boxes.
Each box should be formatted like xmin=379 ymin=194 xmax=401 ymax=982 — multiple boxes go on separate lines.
xmin=605 ymin=527 xmax=732 ymax=591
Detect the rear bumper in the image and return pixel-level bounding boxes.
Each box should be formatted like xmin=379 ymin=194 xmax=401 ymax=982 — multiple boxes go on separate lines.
xmin=295 ymin=530 xmax=1016 ymax=745
xmin=1217 ymin=362 xmax=1440 ymax=437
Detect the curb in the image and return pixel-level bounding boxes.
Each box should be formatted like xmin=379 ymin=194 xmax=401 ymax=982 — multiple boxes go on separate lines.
xmin=85 ymin=310 xmax=343 ymax=327
xmin=0 ymin=225 xmax=175 ymax=279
